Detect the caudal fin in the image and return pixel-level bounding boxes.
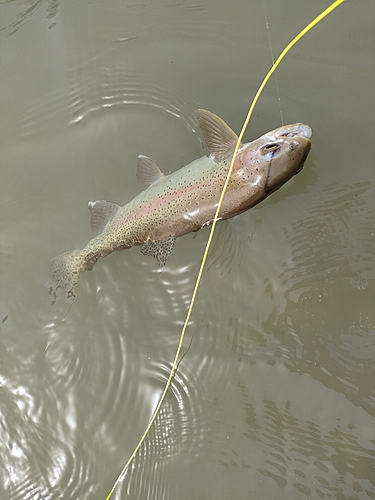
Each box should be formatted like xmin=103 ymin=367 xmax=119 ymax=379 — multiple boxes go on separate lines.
xmin=50 ymin=249 xmax=85 ymax=299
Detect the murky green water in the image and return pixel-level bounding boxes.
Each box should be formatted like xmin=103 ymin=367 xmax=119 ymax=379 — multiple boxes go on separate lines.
xmin=1 ymin=1 xmax=374 ymax=499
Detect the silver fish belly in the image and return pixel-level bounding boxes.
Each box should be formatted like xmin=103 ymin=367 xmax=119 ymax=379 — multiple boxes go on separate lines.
xmin=50 ymin=109 xmax=312 ymax=299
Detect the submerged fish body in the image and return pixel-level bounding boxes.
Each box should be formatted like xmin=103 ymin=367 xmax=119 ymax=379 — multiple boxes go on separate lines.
xmin=50 ymin=109 xmax=312 ymax=298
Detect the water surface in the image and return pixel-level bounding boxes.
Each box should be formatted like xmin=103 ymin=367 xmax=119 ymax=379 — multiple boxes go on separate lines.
xmin=1 ymin=1 xmax=375 ymax=499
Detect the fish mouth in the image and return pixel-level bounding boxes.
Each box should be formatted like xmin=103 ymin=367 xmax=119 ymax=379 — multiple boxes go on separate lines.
xmin=279 ymin=123 xmax=313 ymax=141
xmin=294 ymin=164 xmax=305 ymax=175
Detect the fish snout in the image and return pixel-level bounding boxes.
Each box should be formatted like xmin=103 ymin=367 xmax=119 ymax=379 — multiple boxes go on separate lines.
xmin=287 ymin=136 xmax=312 ymax=174
xmin=285 ymin=134 xmax=312 ymax=162
xmin=277 ymin=123 xmax=313 ymax=141
xmin=296 ymin=124 xmax=313 ymax=140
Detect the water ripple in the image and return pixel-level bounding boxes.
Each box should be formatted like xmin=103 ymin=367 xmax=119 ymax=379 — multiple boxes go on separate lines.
xmin=116 ymin=354 xmax=214 ymax=499
xmin=257 ymin=397 xmax=375 ymax=498
xmin=262 ymin=181 xmax=375 ymax=413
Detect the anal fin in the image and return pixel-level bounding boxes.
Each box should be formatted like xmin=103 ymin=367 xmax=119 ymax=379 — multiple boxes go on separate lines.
xmin=140 ymin=237 xmax=176 ymax=268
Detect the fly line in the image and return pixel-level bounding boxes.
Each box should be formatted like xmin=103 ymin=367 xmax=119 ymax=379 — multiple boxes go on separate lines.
xmin=105 ymin=1 xmax=345 ymax=498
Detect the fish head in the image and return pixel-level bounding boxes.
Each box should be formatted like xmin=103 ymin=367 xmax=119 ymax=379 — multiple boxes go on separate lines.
xmin=235 ymin=123 xmax=312 ymax=196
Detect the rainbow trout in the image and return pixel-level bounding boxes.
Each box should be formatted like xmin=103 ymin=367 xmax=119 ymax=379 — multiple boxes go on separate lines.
xmin=50 ymin=109 xmax=312 ymax=299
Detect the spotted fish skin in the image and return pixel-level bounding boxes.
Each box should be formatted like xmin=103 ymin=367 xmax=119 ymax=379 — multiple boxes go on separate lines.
xmin=50 ymin=109 xmax=312 ymax=298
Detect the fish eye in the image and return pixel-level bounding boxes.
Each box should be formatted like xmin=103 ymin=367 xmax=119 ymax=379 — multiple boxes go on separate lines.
xmin=261 ymin=143 xmax=280 ymax=153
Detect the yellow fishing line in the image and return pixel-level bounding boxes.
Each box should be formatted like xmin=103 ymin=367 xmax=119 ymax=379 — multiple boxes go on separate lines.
xmin=105 ymin=1 xmax=344 ymax=498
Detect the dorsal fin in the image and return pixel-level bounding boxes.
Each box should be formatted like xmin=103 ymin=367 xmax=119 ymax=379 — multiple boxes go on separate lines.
xmin=137 ymin=155 xmax=165 ymax=187
xmin=88 ymin=200 xmax=121 ymax=232
xmin=194 ymin=109 xmax=241 ymax=163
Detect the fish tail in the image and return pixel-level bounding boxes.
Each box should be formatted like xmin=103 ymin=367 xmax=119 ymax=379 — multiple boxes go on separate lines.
xmin=49 ymin=249 xmax=85 ymax=300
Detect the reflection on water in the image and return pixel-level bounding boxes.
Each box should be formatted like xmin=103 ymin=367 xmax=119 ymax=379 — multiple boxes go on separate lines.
xmin=1 ymin=0 xmax=60 ymax=37
xmin=267 ymin=181 xmax=375 ymax=413
xmin=257 ymin=397 xmax=375 ymax=497
xmin=1 ymin=0 xmax=375 ymax=499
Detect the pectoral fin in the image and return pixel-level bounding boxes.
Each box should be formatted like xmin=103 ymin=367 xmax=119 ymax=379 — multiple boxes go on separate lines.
xmin=88 ymin=200 xmax=121 ymax=232
xmin=140 ymin=237 xmax=176 ymax=267
xmin=137 ymin=155 xmax=165 ymax=187
xmin=194 ymin=109 xmax=241 ymax=163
